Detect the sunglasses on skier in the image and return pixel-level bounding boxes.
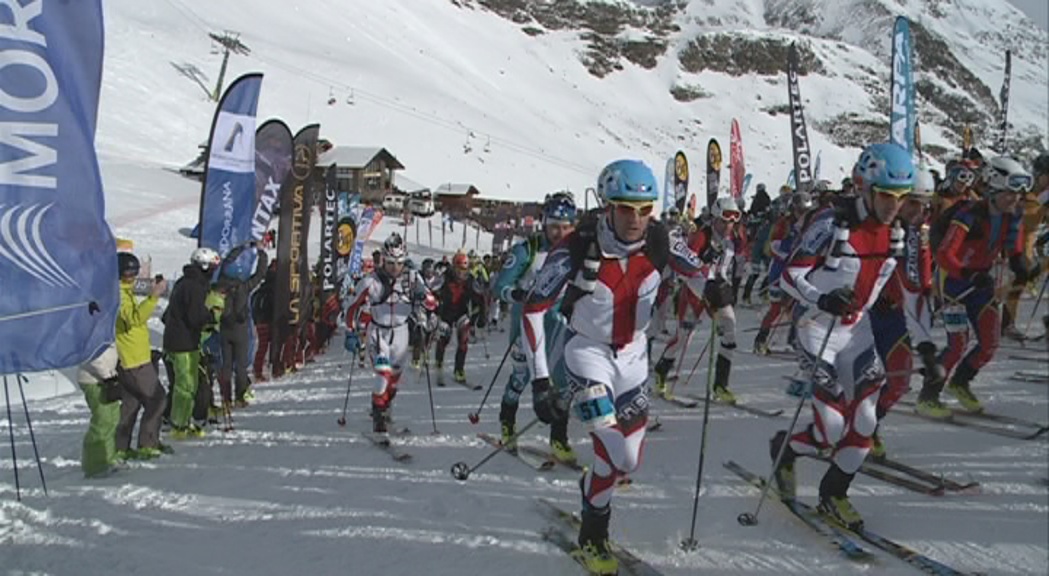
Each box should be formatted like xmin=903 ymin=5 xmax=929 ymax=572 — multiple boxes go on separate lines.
xmin=871 ymin=185 xmax=913 ymax=200
xmin=608 ymin=200 xmax=655 ymax=217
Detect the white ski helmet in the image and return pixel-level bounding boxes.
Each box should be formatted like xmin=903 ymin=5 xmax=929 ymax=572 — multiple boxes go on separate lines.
xmin=190 ymin=247 xmax=220 ymax=272
xmin=382 ymin=232 xmax=407 ymax=264
xmin=983 ymin=156 xmax=1033 ymax=194
xmin=909 ymin=168 xmax=935 ymax=199
xmin=712 ymin=196 xmax=742 ymax=222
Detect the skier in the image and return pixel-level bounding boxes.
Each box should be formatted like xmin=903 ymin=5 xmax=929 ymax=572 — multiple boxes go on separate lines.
xmin=653 ymin=196 xmax=741 ymax=404
xmin=494 ymin=192 xmax=577 ymax=461
xmin=432 ymin=251 xmax=487 ymax=384
xmin=1002 ymin=153 xmax=1049 ymax=340
xmin=344 ymin=233 xmax=435 ymax=433
xmin=251 ymin=260 xmax=278 ymax=382
xmin=215 ymin=243 xmax=269 ymax=408
xmin=753 ymin=191 xmax=814 ymax=354
xmin=868 ymin=169 xmax=948 ymax=451
xmin=921 ymin=156 xmax=1039 ymax=413
xmin=523 ymin=159 xmax=715 ymax=575
xmin=770 ymin=142 xmax=915 ymax=531
xmin=163 ymin=247 xmax=222 ymax=439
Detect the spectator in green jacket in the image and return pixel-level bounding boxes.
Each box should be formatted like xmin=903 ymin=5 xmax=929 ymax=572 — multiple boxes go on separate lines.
xmin=115 ymin=252 xmax=170 ymax=460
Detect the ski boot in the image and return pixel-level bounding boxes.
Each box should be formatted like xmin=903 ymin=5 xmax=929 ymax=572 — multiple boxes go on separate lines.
xmin=577 ymin=504 xmax=618 ymax=575
xmin=817 ymin=463 xmax=862 ymax=531
xmin=1002 ymin=324 xmax=1026 ymax=342
xmin=945 ymin=362 xmax=982 ymax=413
xmin=550 ymin=418 xmax=577 ymax=464
xmin=170 ymin=423 xmax=206 ymax=440
xmin=114 ymin=449 xmax=135 ymax=462
xmin=454 ymin=369 xmax=467 ymax=383
xmin=752 ymin=328 xmax=770 ymax=355
xmin=711 ymin=354 xmax=736 ymax=404
xmin=499 ymin=402 xmax=517 ymax=453
xmin=652 ymin=357 xmax=673 ymax=398
xmin=769 ymin=430 xmax=797 ymax=501
xmin=869 ymin=431 xmax=886 ymax=460
xmin=915 ymin=396 xmax=951 ymax=419
xmin=372 ymin=405 xmax=389 ymax=434
xmin=133 ymin=446 xmax=164 ymax=460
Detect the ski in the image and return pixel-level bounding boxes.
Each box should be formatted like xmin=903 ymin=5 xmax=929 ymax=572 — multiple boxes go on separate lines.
xmin=868 ymin=455 xmax=980 ymax=494
xmin=817 ymin=507 xmax=971 ymax=576
xmin=804 ymin=455 xmax=945 ymax=496
xmin=540 ymin=525 xmax=597 ymax=575
xmin=478 ymin=433 xmax=556 ymax=472
xmin=895 ymin=401 xmax=1049 ymax=441
xmin=1008 ymin=354 xmax=1047 ymax=363
xmin=682 ymin=394 xmax=784 ymax=418
xmin=723 ymin=461 xmax=874 ymax=561
xmin=1011 ymin=371 xmax=1048 ymax=384
xmin=655 ymin=392 xmax=698 ymax=408
xmin=536 ymin=498 xmax=664 ymax=576
xmin=363 ymin=432 xmax=412 ymax=462
xmin=518 ymin=444 xmax=585 ymax=473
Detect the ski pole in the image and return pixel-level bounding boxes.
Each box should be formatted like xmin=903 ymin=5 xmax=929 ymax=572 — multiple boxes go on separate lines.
xmin=4 ymin=375 xmax=21 ymax=501
xmin=16 ymin=374 xmax=46 ymax=496
xmin=467 ymin=336 xmax=516 ymax=425
xmin=423 ymin=338 xmax=439 ymax=435
xmin=681 ymin=312 xmax=719 ymax=551
xmin=481 ymin=330 xmax=490 ymax=359
xmin=1021 ymin=275 xmax=1048 ymax=341
xmin=336 ymin=350 xmax=359 ymax=427
xmin=451 ymin=416 xmax=541 ymax=481
xmin=738 ymin=317 xmax=837 ymax=527
xmin=668 ymin=330 xmax=710 ymax=398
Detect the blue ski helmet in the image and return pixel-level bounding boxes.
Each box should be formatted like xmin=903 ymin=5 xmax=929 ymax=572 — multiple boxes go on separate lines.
xmin=852 ymin=143 xmax=915 ymax=195
xmin=597 ymin=160 xmax=659 ymax=203
xmin=542 ymin=192 xmax=577 ymax=223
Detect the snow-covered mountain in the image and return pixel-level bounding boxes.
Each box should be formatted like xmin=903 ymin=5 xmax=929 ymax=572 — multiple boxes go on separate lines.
xmin=98 ymin=0 xmax=1047 ymax=207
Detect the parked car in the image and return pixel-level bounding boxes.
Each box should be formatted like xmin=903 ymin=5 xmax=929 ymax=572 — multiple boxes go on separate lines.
xmin=382 ymin=192 xmax=408 ymax=213
xmin=409 ymin=191 xmax=435 ymax=217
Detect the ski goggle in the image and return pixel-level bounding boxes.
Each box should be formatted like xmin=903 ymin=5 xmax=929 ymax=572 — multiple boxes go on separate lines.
xmin=608 ymin=200 xmax=655 ymax=217
xmin=717 ymin=209 xmax=742 ymax=223
xmin=1002 ymin=173 xmax=1034 ymax=193
xmin=947 ymin=165 xmax=975 ymax=186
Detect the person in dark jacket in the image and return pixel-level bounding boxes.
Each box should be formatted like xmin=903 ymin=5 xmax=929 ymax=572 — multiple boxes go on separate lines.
xmin=216 ymin=243 xmax=269 ymax=407
xmin=164 ymin=247 xmax=221 ymax=438
xmin=252 ymin=259 xmax=278 ymax=382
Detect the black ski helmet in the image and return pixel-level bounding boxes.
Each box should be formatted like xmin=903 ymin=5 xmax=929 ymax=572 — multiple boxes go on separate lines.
xmin=118 ymin=252 xmax=140 ymax=278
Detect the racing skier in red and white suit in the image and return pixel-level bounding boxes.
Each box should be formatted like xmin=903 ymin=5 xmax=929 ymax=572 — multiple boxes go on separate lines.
xmin=770 ymin=143 xmax=915 ymax=531
xmin=652 ymin=197 xmax=741 ymax=403
xmin=523 ymin=160 xmax=724 ymax=575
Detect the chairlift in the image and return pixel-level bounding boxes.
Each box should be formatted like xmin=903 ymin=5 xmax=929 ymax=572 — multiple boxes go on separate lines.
xmin=327 ymin=87 xmax=336 ymax=106
xmin=483 ymin=137 xmax=491 ymax=153
xmin=346 ymin=89 xmax=355 ymax=105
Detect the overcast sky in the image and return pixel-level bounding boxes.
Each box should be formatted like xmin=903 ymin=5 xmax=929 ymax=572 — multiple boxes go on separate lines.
xmin=1007 ymin=0 xmax=1048 ymax=31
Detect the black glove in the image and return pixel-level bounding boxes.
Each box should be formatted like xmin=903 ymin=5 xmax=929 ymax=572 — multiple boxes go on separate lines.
xmin=531 ymin=377 xmax=558 ymax=424
xmin=1010 ymin=255 xmax=1040 ymax=284
xmin=509 ymin=288 xmax=527 ymax=303
xmin=817 ymin=287 xmax=856 ymax=317
xmin=703 ymin=278 xmax=734 ymax=309
xmin=915 ymin=341 xmax=946 ymax=387
xmin=968 ymin=270 xmax=994 ymax=291
xmin=475 ymin=315 xmax=487 ymax=329
xmin=872 ymin=294 xmax=895 ymax=315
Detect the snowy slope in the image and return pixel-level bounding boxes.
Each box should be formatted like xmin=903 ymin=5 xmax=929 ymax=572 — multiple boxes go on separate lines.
xmin=96 ymin=0 xmax=1047 ymax=210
